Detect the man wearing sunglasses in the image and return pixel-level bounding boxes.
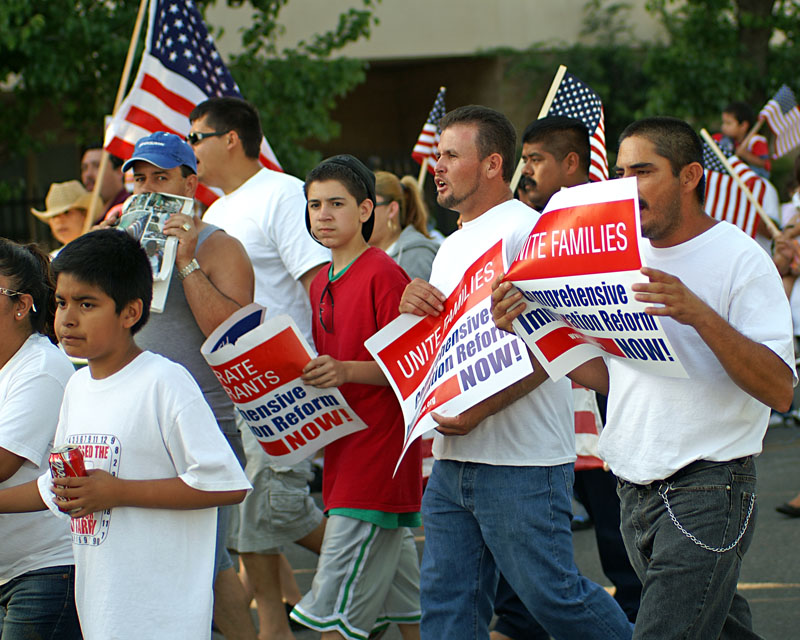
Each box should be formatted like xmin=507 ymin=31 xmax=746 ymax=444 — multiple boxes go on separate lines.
xmin=189 ymin=96 xmax=330 ymax=640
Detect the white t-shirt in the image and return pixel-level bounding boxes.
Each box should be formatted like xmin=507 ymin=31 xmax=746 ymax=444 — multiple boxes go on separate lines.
xmin=0 ymin=333 xmax=74 ymax=583
xmin=37 ymin=351 xmax=251 ymax=640
xmin=599 ymin=222 xmax=796 ymax=484
xmin=202 ymin=168 xmax=329 ymax=342
xmin=429 ymin=199 xmax=575 ymax=466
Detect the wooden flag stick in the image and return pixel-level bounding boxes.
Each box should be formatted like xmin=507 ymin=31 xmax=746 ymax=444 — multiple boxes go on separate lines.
xmin=510 ymin=64 xmax=568 ymax=194
xmin=83 ymin=0 xmax=149 ymax=232
xmin=700 ymin=128 xmax=780 ymax=239
xmin=738 ymin=118 xmax=765 ymax=156
xmin=417 ymin=157 xmax=428 ymax=192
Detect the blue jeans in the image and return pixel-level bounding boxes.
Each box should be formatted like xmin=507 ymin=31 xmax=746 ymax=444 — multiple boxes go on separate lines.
xmin=420 ymin=460 xmax=632 ymax=640
xmin=618 ymin=457 xmax=761 ymax=640
xmin=0 ymin=565 xmax=82 ymax=639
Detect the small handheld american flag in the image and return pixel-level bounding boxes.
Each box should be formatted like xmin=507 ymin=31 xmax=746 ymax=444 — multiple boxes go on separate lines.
xmin=546 ymin=72 xmax=608 ymax=182
xmin=702 ymin=139 xmax=767 ymax=238
xmin=759 ymin=84 xmax=800 ymax=158
xmin=411 ymin=87 xmax=446 ymax=176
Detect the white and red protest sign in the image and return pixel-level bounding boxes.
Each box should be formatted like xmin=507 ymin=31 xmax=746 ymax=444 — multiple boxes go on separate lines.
xmin=201 ymin=304 xmax=366 ymax=466
xmin=504 ymin=177 xmax=687 ymax=381
xmin=366 ymin=242 xmax=533 ymax=470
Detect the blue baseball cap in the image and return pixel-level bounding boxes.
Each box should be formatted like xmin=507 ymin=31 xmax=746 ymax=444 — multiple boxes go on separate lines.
xmin=122 ymin=131 xmax=197 ymax=174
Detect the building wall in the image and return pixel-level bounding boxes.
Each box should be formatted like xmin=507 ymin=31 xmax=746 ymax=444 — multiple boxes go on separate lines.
xmin=207 ymin=0 xmax=664 ymax=61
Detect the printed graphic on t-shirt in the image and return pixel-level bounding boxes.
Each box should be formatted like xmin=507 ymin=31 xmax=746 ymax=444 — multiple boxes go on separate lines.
xmin=66 ymin=433 xmax=121 ymax=546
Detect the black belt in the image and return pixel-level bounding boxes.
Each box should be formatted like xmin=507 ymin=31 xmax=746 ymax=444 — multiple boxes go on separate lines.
xmin=622 ymin=456 xmax=752 ymax=490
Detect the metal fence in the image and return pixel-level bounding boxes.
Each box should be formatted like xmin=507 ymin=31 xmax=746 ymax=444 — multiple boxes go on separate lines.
xmin=0 ymin=195 xmax=53 ymax=246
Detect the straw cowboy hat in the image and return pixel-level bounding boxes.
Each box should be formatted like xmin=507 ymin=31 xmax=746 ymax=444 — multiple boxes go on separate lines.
xmin=30 ymin=180 xmax=101 ymax=221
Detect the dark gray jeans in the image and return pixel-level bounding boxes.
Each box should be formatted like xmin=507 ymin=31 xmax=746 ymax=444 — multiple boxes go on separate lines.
xmin=618 ymin=456 xmax=762 ymax=640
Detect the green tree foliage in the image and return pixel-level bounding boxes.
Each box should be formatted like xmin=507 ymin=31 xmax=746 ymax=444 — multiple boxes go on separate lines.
xmin=500 ymin=0 xmax=799 ymax=174
xmin=0 ymin=1 xmax=138 ymax=156
xmin=0 ymin=0 xmax=378 ymax=177
xmin=643 ymin=0 xmax=800 ymax=126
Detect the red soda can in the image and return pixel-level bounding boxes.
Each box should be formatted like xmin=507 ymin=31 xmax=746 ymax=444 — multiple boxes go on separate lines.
xmin=49 ymin=445 xmax=87 ymax=503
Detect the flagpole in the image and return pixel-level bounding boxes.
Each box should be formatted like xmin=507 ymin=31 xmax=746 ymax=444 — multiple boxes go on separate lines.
xmin=738 ymin=119 xmax=765 ymax=158
xmin=83 ymin=0 xmax=149 ymax=233
xmin=510 ymin=65 xmax=568 ymax=193
xmin=417 ymin=158 xmax=428 ymax=192
xmin=700 ymin=128 xmax=780 ymax=239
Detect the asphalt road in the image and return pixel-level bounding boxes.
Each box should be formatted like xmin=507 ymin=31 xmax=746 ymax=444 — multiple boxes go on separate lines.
xmin=218 ymin=421 xmax=800 ymax=639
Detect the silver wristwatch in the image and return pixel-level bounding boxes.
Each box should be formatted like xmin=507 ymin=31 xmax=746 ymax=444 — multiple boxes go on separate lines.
xmin=177 ymin=258 xmax=201 ymax=281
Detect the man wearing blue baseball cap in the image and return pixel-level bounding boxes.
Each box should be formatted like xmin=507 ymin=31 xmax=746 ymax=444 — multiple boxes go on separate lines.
xmin=124 ymin=131 xmax=260 ymax=640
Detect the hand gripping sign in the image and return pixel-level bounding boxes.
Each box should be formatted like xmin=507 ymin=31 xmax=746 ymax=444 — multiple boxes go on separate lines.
xmin=366 ymin=242 xmax=534 ymax=472
xmin=503 ymin=177 xmax=687 ymax=381
xmin=201 ymin=304 xmax=366 ymax=466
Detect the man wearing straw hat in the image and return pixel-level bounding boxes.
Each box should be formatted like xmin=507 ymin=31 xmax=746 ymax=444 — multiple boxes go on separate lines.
xmin=30 ymin=181 xmax=102 ymax=255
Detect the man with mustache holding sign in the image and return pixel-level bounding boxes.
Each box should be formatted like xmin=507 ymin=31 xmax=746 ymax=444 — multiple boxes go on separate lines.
xmin=493 ymin=116 xmax=795 ymax=640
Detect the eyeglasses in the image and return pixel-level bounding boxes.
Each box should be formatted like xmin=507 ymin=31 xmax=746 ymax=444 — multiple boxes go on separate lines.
xmin=319 ymin=280 xmax=334 ymax=333
xmin=186 ymin=130 xmax=229 ymax=146
xmin=375 ymin=199 xmax=393 ymax=207
xmin=0 ymin=287 xmax=37 ymax=313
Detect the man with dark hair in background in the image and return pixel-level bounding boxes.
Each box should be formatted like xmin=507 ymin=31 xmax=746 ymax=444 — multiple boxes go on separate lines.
xmin=400 ymin=105 xmax=632 ymax=640
xmin=80 ymin=144 xmax=129 ymax=221
xmin=189 ymin=96 xmax=329 ymax=640
xmin=491 ymin=116 xmax=642 ymax=640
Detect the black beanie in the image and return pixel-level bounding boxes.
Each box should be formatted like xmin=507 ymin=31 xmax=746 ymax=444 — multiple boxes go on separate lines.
xmin=305 ymin=154 xmax=376 ymax=243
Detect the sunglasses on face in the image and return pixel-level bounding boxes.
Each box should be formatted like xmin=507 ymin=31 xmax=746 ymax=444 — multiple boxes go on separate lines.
xmin=186 ymin=130 xmax=229 ymax=146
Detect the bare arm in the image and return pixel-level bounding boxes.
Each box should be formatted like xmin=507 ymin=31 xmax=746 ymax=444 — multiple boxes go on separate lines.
xmin=299 ymin=264 xmax=326 ymax=296
xmin=301 ymin=356 xmax=388 ymax=388
xmin=0 ymin=479 xmax=47 ymax=513
xmin=164 ymin=217 xmax=255 ymax=336
xmin=53 ymin=470 xmax=247 ymax=519
xmin=0 ymin=447 xmax=26 ymax=483
xmin=634 ymin=267 xmax=794 ymax=412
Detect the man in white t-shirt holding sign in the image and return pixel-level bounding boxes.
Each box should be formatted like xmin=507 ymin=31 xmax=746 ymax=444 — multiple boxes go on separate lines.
xmin=400 ymin=105 xmax=632 ymax=640
xmin=493 ymin=116 xmax=796 ymax=639
xmin=190 ymin=97 xmax=329 ymax=640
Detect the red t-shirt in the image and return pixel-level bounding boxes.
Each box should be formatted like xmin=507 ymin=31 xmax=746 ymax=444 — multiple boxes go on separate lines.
xmin=310 ymin=247 xmax=422 ymax=513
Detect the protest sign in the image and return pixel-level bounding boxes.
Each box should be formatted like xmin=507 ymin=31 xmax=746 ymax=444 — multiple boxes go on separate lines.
xmin=504 ymin=177 xmax=687 ymax=381
xmin=366 ymin=242 xmax=534 ymax=470
xmin=201 ymin=304 xmax=366 ymax=466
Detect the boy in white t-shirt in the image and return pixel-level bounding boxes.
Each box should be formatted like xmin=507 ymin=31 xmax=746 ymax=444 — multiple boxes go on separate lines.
xmin=0 ymin=229 xmax=251 ymax=640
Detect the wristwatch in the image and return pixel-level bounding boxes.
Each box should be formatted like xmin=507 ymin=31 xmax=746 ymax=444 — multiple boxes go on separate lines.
xmin=177 ymin=258 xmax=201 ymax=281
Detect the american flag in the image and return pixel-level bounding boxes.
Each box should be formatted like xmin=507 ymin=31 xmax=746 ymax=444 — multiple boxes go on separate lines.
xmin=411 ymin=87 xmax=446 ymax=175
xmin=759 ymin=84 xmax=800 ymax=158
xmin=104 ymin=0 xmax=282 ymax=205
xmin=546 ymin=72 xmax=608 ymax=182
xmin=702 ymin=140 xmax=766 ymax=238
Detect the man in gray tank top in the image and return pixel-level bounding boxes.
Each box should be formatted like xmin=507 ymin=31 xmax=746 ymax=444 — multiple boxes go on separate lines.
xmin=119 ymin=131 xmax=259 ymax=640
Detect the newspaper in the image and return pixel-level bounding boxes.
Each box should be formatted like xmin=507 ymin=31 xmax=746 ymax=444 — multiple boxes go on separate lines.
xmin=118 ymin=192 xmax=193 ymax=312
